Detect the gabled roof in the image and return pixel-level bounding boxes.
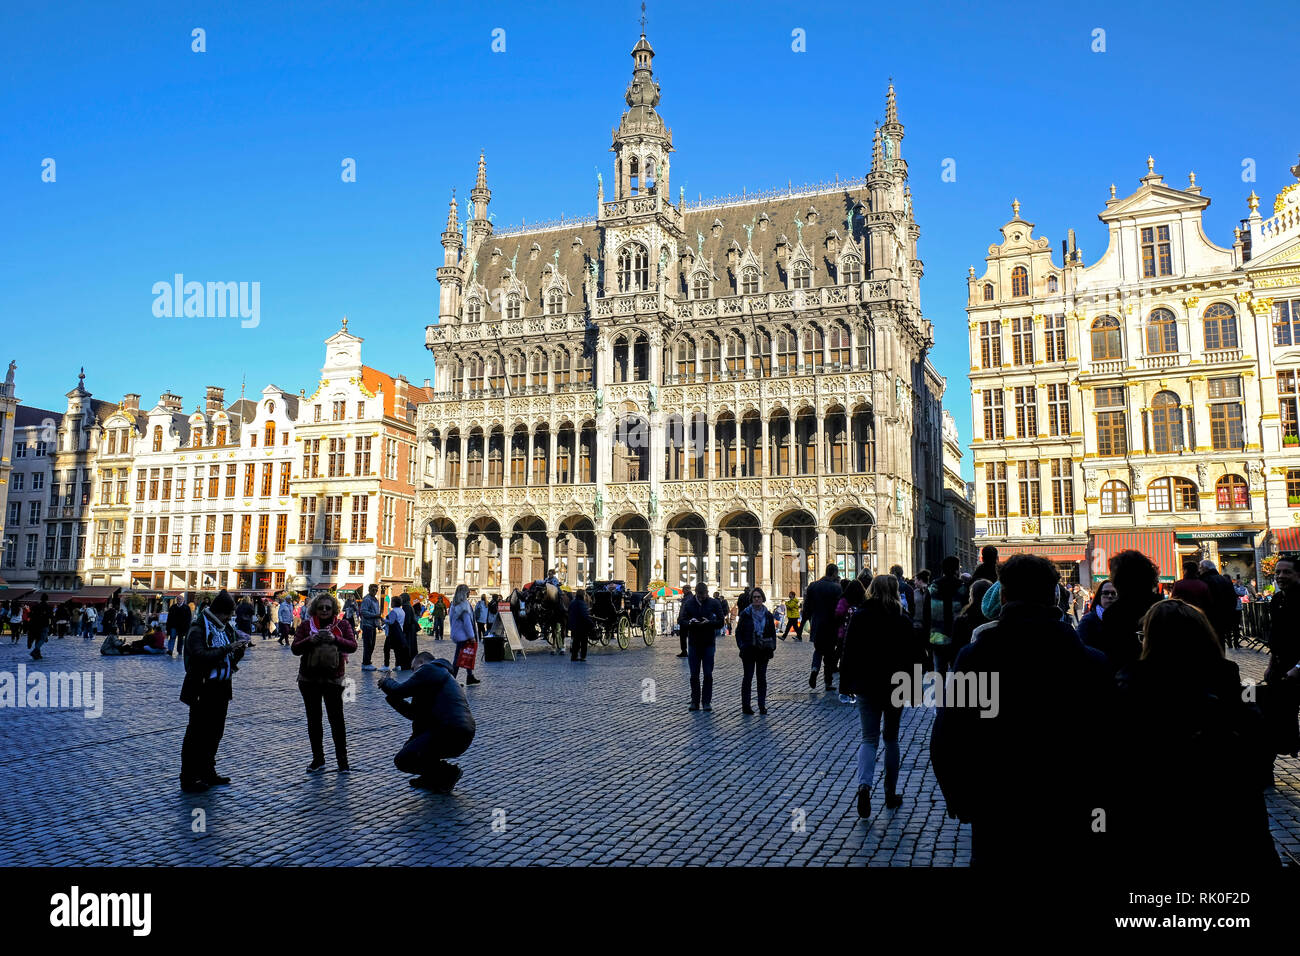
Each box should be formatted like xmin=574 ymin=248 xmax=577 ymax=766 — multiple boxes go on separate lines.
xmin=14 ymin=405 xmax=61 ymax=429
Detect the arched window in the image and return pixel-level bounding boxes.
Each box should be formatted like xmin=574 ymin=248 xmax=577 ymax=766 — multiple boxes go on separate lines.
xmin=1149 ymin=391 xmax=1183 ymax=453
xmin=629 ymin=156 xmax=640 ymax=195
xmin=691 ymin=273 xmax=709 ymax=299
xmin=546 ymin=289 xmax=563 ymax=315
xmin=1100 ymin=480 xmax=1130 ymax=515
xmin=466 ymin=297 xmax=482 ymax=322
xmin=775 ymin=327 xmax=796 ymax=374
xmin=1091 ymin=316 xmax=1122 ymax=361
xmin=802 ymin=324 xmax=824 ymax=372
xmin=530 ymin=350 xmax=549 ymax=388
xmin=1011 ymin=266 xmax=1029 ymax=297
xmin=1047 ymin=275 xmax=1059 ymax=293
xmin=725 ymin=332 xmax=746 ymax=376
xmin=675 ymin=337 xmax=696 ymax=380
xmin=1146 ymin=308 xmax=1178 ymax=354
xmin=699 ymin=334 xmax=721 ymax=382
xmin=152 ymin=426 xmax=163 ymax=452
xmin=553 ymin=349 xmax=571 ymax=389
xmin=1216 ymin=474 xmax=1249 ymax=511
xmin=828 ymin=322 xmax=850 ymax=367
xmin=1148 ymin=476 xmax=1199 ymax=513
xmin=264 ymin=421 xmax=276 ymax=447
xmin=617 ymin=243 xmax=649 ymax=292
xmin=741 ymin=267 xmax=760 ymax=295
xmin=791 ymin=261 xmax=811 ymax=290
xmin=982 ymin=283 xmax=994 ymax=301
xmin=505 ymin=294 xmax=521 ymax=320
xmin=509 ymin=352 xmax=526 ymax=392
xmin=1203 ymin=302 xmax=1238 ymax=350
xmin=841 ymin=257 xmax=861 ymax=285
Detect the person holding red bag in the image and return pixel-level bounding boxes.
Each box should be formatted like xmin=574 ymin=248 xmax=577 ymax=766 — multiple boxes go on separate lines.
xmin=292 ymin=593 xmax=358 ymax=772
xmin=448 ymin=585 xmax=480 ymax=685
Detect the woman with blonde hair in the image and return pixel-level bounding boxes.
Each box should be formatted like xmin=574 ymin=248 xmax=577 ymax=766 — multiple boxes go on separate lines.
xmin=839 ymin=573 xmax=915 ymax=818
xmin=292 ymin=593 xmax=358 ymax=772
xmin=448 ymin=584 xmax=480 ymax=684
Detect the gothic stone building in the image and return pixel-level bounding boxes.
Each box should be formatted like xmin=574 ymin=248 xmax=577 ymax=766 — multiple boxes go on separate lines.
xmin=416 ymin=32 xmax=940 ymax=598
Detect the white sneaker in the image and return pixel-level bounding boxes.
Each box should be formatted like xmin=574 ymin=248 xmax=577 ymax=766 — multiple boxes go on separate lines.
xmin=361 ymin=664 xmax=376 ymax=671
xmin=379 ymin=666 xmax=391 ymax=672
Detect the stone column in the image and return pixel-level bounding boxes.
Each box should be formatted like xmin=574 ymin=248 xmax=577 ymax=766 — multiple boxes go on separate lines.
xmin=596 ymin=528 xmax=611 ymax=583
xmin=705 ymin=527 xmax=717 ymax=588
xmin=500 ymin=532 xmax=513 ymax=594
xmin=548 ymin=428 xmax=558 ymax=486
xmin=815 ymin=409 xmax=825 ymax=475
xmin=760 ymin=527 xmax=772 ymax=589
xmin=760 ymin=415 xmax=770 ymax=479
xmin=545 ymin=532 xmax=556 ymax=575
xmin=456 ymin=532 xmax=467 ymax=586
xmin=815 ymin=526 xmax=828 ymax=575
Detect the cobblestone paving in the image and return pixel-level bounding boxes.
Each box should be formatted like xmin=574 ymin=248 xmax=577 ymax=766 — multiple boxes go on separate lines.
xmin=0 ymin=629 xmax=1295 ymax=866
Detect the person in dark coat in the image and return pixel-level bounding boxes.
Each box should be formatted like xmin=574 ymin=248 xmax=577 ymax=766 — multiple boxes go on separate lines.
xmin=1199 ymin=559 xmax=1240 ymax=649
xmin=1108 ymin=598 xmax=1278 ymax=869
xmin=952 ymin=578 xmax=992 ymax=654
xmin=1075 ymin=580 xmax=1116 ymax=650
xmin=234 ymin=597 xmax=256 ymax=639
xmin=568 ymin=589 xmax=594 ymax=661
xmin=839 ymin=574 xmax=915 ymax=818
xmin=804 ymin=564 xmax=844 ymax=691
xmin=972 ymin=545 xmax=999 ymax=584
xmin=167 ymin=598 xmax=192 ymax=656
xmin=1088 ymin=549 xmax=1159 ymax=674
xmin=291 ymin=593 xmax=358 ymax=773
xmin=678 ymin=582 xmax=723 ymax=711
xmin=179 ymin=591 xmax=250 ymax=792
xmin=27 ymin=595 xmax=53 ymax=659
xmin=923 ymin=557 xmax=967 ymax=674
xmin=1171 ymin=561 xmax=1211 ymax=615
xmin=401 ymin=593 xmax=419 ymax=660
xmin=931 ymin=555 xmax=1110 ymax=868
xmin=379 ymin=652 xmax=477 ymax=792
xmin=734 ymin=587 xmax=776 ymax=714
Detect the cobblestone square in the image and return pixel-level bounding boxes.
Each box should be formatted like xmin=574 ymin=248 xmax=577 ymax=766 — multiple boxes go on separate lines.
xmin=0 ymin=631 xmax=1297 ymax=866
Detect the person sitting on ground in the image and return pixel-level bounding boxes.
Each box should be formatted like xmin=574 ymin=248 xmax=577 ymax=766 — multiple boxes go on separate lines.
xmin=379 ymin=651 xmax=477 ymax=792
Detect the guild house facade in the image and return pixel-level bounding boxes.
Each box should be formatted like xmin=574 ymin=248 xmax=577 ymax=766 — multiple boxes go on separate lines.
xmin=968 ymin=156 xmax=1300 ymax=586
xmin=415 ymin=31 xmax=945 ymax=598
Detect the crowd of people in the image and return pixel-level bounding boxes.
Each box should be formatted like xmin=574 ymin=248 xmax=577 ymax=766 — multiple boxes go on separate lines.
xmin=660 ymin=543 xmax=1297 ymax=869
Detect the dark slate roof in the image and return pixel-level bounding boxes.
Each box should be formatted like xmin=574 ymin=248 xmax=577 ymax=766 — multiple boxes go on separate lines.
xmin=14 ymin=405 xmax=62 ymax=429
xmin=227 ymin=398 xmax=258 ymax=425
xmin=459 ymin=185 xmax=871 ymax=318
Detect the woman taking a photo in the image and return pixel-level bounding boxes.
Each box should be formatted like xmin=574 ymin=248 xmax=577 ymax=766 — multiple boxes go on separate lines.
xmin=839 ymin=574 xmax=914 ymax=819
xmin=735 ymin=588 xmax=777 ymax=714
xmin=292 ymin=593 xmax=358 ymax=773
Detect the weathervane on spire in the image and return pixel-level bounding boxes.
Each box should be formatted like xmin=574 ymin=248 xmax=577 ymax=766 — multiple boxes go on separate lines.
xmin=640 ymin=1 xmax=647 ymax=32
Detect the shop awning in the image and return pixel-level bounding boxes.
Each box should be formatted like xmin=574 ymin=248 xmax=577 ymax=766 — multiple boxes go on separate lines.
xmin=0 ymin=588 xmax=32 ymax=603
xmin=999 ymin=543 xmax=1087 ymax=561
xmin=1091 ymin=531 xmax=1180 ymax=581
xmin=21 ymin=586 xmax=120 ymax=605
xmin=341 ymin=582 xmax=363 ymax=592
xmin=1272 ymin=527 xmax=1300 ymax=552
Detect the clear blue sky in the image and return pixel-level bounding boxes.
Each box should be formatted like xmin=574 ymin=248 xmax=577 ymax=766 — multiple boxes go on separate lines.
xmin=3 ymin=0 xmax=1296 ymax=480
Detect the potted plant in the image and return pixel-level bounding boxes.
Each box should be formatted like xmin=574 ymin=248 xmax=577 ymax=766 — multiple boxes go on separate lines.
xmin=1289 ymin=495 xmax=1300 ymax=507
xmin=1285 ymin=435 xmax=1299 ymax=447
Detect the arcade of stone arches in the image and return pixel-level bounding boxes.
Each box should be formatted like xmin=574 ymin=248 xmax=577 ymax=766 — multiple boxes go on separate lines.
xmin=417 ymin=507 xmax=876 ymax=600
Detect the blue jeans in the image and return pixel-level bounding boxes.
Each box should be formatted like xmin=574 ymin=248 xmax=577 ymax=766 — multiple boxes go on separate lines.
xmin=856 ymin=698 xmax=902 ymax=792
xmin=687 ymin=636 xmax=716 ymax=707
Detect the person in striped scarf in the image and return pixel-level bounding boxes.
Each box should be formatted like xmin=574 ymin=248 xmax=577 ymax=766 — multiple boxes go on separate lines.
xmin=179 ymin=590 xmax=250 ymax=793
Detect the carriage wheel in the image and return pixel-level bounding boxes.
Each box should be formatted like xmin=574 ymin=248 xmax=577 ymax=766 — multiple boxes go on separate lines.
xmin=616 ymin=615 xmax=631 ymax=650
xmin=599 ymin=623 xmax=611 ymax=646
xmin=641 ymin=608 xmax=656 ymax=646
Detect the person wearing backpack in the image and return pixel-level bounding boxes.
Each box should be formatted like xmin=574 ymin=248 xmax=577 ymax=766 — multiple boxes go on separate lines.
xmin=735 ymin=587 xmax=777 ymax=714
xmin=291 ymin=593 xmax=358 ymax=773
xmin=923 ymin=557 xmax=967 ymax=675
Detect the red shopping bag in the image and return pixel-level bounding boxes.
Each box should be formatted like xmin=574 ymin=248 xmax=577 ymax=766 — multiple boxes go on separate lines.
xmin=455 ymin=638 xmax=478 ymax=671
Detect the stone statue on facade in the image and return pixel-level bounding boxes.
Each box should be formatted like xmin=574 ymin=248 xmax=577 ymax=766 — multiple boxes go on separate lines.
xmin=594 ymin=492 xmax=604 ymax=523
xmin=1197 ymin=462 xmax=1210 ymax=488
xmin=648 ymin=491 xmax=659 ymax=520
xmin=743 ymin=215 xmax=756 ymax=246
xmin=696 ymin=231 xmax=705 ymax=257
xmin=793 ymin=215 xmax=804 ymax=245
xmin=5 ymin=360 xmax=14 ymax=385
xmin=594 ymin=388 xmax=604 ymax=414
xmin=648 ymin=383 xmax=658 ymax=412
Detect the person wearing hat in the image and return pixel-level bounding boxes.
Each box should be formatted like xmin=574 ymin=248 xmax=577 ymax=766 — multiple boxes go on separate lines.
xmin=179 ymin=590 xmax=250 ymax=793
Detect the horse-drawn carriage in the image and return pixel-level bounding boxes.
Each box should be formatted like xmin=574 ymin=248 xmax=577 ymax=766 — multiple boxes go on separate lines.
xmin=508 ymin=579 xmax=657 ymax=652
xmin=588 ymin=581 xmax=656 ymax=649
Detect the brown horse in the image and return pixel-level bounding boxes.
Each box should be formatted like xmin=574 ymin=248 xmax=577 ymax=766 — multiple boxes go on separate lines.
xmin=509 ymin=584 xmax=571 ymax=644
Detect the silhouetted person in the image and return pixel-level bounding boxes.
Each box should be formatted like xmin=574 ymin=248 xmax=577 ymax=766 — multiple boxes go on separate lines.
xmin=1088 ymin=549 xmax=1159 ymax=674
xmin=804 ymin=564 xmax=844 ymax=691
xmin=972 ymin=545 xmax=999 ymax=584
xmin=932 ymin=554 xmax=1110 ymax=868
xmin=1108 ymin=599 xmax=1278 ymax=869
